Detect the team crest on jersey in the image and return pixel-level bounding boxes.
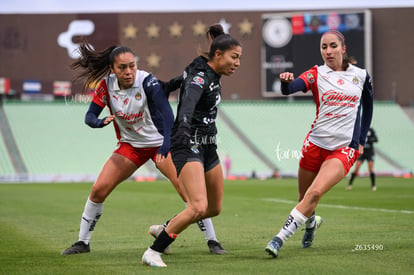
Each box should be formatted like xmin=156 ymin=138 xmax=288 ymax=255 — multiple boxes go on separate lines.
xmin=135 ymin=92 xmax=142 ymax=100
xmin=191 ymin=76 xmax=205 ymax=88
xmin=353 ymin=77 xmax=359 ymax=85
xmin=306 ymin=73 xmax=315 ymax=84
xmin=102 ymin=95 xmax=107 ymax=105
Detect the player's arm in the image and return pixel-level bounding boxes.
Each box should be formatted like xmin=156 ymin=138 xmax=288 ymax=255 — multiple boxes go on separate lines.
xmin=84 ymin=102 xmax=114 ymax=128
xmin=279 ymin=70 xmax=310 ymax=95
xmin=359 ymin=73 xmax=374 ymax=145
xmin=177 ymin=74 xmax=204 ymax=129
xmin=159 ymin=75 xmax=183 ymax=97
xmin=143 ymin=74 xmax=174 ymax=157
xmin=368 ymin=128 xmax=378 ymax=143
xmin=173 ymin=74 xmax=204 ymax=146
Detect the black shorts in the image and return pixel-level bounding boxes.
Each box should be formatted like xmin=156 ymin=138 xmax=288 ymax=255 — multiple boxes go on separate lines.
xmin=358 ymin=152 xmax=375 ymax=162
xmin=171 ymin=143 xmax=220 ymax=176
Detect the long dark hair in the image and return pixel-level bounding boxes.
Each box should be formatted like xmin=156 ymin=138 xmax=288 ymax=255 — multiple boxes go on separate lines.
xmin=70 ymin=39 xmax=136 ymax=92
xmin=201 ymin=24 xmax=241 ymax=60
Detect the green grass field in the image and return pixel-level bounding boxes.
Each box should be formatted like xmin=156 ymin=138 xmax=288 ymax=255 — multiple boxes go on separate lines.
xmin=0 ymin=177 xmax=413 ymax=274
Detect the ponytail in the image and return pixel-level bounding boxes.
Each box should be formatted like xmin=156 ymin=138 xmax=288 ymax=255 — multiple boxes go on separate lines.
xmin=70 ymin=38 xmax=135 ymax=93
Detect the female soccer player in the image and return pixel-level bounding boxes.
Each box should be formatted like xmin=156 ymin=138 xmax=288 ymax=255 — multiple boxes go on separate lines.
xmin=347 ymin=127 xmax=378 ymax=191
xmin=61 ymin=40 xmax=226 ymax=256
xmin=61 ymin=41 xmax=175 ymax=255
xmin=265 ymin=30 xmax=373 ymax=258
xmin=142 ymin=24 xmax=242 ymax=267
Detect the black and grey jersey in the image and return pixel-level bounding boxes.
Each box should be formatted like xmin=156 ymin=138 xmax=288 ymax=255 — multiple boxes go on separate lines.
xmin=173 ymin=56 xmax=222 ymax=137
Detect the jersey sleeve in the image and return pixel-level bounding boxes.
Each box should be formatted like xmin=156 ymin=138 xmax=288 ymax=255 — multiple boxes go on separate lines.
xmin=281 ymin=66 xmax=317 ymax=95
xmin=84 ymin=101 xmax=107 ymax=128
xmin=159 ymin=74 xmax=183 ymax=97
xmin=91 ymin=79 xmax=109 ymax=108
xmin=143 ymin=74 xmax=174 ymax=156
xmin=298 ymin=66 xmax=318 ymax=94
xmin=359 ymin=73 xmax=374 ymax=145
xmin=177 ymin=73 xmax=205 ymax=130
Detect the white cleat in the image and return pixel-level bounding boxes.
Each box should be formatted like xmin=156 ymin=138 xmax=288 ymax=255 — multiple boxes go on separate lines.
xmin=148 ymin=225 xmax=172 ymax=254
xmin=142 ymin=247 xmax=167 ymax=267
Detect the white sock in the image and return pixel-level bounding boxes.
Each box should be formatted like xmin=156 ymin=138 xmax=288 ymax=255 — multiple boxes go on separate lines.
xmin=197 ymin=218 xmax=218 ymax=242
xmin=276 ymin=208 xmax=308 ymax=242
xmin=184 ymin=202 xmax=218 ymax=242
xmin=78 ymin=198 xmax=103 ymax=244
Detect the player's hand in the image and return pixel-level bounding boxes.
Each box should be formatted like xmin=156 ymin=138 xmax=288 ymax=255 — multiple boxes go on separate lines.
xmin=156 ymin=153 xmax=166 ymax=164
xmin=280 ymin=72 xmax=294 ymax=83
xmin=104 ymin=115 xmax=115 ymax=125
xmin=358 ymin=144 xmax=364 ymax=155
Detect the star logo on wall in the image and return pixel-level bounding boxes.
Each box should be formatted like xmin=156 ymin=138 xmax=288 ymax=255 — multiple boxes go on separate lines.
xmin=192 ymin=20 xmax=206 ymax=37
xmin=238 ymin=18 xmax=254 ymax=36
xmin=169 ymin=21 xmax=183 ymax=38
xmin=218 ymin=18 xmax=232 ymax=34
xmin=146 ymin=53 xmax=161 ymax=69
xmin=123 ymin=23 xmax=138 ymax=40
xmin=146 ymin=23 xmax=160 ymax=39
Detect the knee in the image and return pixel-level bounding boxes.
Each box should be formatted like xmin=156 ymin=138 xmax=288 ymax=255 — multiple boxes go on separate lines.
xmin=89 ymin=185 xmax=108 ymax=203
xmin=188 ymin=202 xmax=208 ymax=221
xmin=305 ymin=189 xmax=323 ymax=204
xmin=206 ymin=204 xmax=222 ymax=218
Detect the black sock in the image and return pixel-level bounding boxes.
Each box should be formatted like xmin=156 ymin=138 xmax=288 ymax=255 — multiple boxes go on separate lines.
xmin=150 ymin=230 xmax=176 ymax=253
xmin=370 ymin=173 xmax=376 ymax=187
xmin=349 ymin=173 xmax=357 ymax=185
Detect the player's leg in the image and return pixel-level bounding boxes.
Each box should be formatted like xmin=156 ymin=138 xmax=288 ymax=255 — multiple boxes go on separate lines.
xmin=297 ymin=168 xmax=323 ymax=248
xmin=62 ymin=152 xmax=138 ymax=255
xmin=266 ymin=158 xmax=345 ymax=258
xmin=347 ymin=159 xmax=362 ymax=190
xmin=203 ymin=162 xmax=226 ymax=254
xmin=143 ymin=162 xmax=207 ymax=267
xmin=155 ymin=152 xmax=223 ymax=253
xmin=368 ymin=160 xmax=376 ymax=191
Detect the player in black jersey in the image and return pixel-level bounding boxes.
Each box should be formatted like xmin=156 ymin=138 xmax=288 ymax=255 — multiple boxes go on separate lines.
xmin=142 ymin=24 xmax=242 ymax=267
xmin=347 ymin=127 xmax=378 ymax=191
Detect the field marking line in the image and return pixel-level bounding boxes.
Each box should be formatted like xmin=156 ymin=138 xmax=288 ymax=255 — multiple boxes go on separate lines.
xmin=262 ymin=198 xmax=414 ymax=214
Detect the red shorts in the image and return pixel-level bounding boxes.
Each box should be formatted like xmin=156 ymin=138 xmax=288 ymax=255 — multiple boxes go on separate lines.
xmin=299 ymin=137 xmax=359 ymax=175
xmin=113 ymin=142 xmax=159 ymax=168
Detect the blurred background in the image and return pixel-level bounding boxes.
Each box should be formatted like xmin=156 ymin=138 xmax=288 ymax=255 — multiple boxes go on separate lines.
xmin=1 ymin=0 xmax=413 ymax=182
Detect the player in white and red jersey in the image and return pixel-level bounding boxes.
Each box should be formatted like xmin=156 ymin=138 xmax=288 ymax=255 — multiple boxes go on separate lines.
xmin=62 ymin=40 xmax=177 ymax=255
xmin=265 ymin=30 xmax=373 ymax=258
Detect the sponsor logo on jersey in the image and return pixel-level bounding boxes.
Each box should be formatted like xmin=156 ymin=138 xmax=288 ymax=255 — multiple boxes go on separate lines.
xmin=306 ymin=73 xmax=315 ymax=84
xmin=191 ymin=76 xmax=205 ymax=88
xmin=337 ymin=79 xmax=344 ymax=85
xmin=123 ymin=98 xmax=129 ymax=105
xmin=115 ymin=110 xmax=144 ymax=123
xmin=321 ymin=90 xmax=359 ymax=108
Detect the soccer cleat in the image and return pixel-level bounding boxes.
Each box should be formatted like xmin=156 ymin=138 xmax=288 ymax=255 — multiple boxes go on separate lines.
xmin=302 ymin=215 xmax=323 ymax=248
xmin=148 ymin=225 xmax=171 ymax=254
xmin=371 ymin=186 xmax=377 ymax=191
xmin=346 ymin=185 xmax=353 ymax=190
xmin=265 ymin=236 xmax=283 ymax=258
xmin=142 ymin=247 xmax=167 ymax=267
xmin=207 ymin=240 xmax=227 ymax=255
xmin=61 ymin=241 xmax=90 ymax=255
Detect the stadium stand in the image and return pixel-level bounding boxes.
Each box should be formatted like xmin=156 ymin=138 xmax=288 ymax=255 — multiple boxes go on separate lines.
xmin=0 ymin=100 xmax=412 ymax=182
